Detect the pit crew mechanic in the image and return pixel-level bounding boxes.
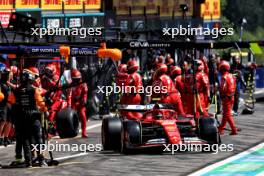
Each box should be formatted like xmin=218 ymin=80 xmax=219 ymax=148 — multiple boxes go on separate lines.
xmin=218 ymin=61 xmax=238 ymax=135
xmin=151 ymin=63 xmax=185 ymax=116
xmin=0 ymin=68 xmax=12 ymax=146
xmin=8 ymin=69 xmax=48 ymax=167
xmin=68 ymin=69 xmax=88 ymax=138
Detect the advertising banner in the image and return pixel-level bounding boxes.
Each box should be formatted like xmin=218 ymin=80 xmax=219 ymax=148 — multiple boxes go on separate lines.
xmin=159 ymin=0 xmax=173 ymax=17
xmin=64 ymin=0 xmax=82 ymax=10
xmin=131 ymin=0 xmax=158 ymax=15
xmin=41 ymin=0 xmax=62 ymax=10
xmin=42 ymin=0 xmax=100 ymax=10
xmin=159 ymin=0 xmax=193 ymax=17
xmin=114 ymin=0 xmax=158 ymax=15
xmin=0 ymin=11 xmax=11 ymax=28
xmin=0 ymin=0 xmax=13 ymax=10
xmin=201 ymin=0 xmax=220 ymax=20
xmin=113 ymin=0 xmax=132 ymax=15
xmin=84 ymin=0 xmax=101 ymax=10
xmin=212 ymin=0 xmax=220 ymax=19
xmin=114 ymin=0 xmax=195 ymax=16
xmin=16 ymin=0 xmax=39 ymax=9
xmin=145 ymin=0 xmax=157 ymax=14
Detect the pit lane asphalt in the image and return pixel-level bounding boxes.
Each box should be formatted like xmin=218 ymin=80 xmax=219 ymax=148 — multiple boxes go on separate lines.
xmin=0 ymin=103 xmax=263 ymax=176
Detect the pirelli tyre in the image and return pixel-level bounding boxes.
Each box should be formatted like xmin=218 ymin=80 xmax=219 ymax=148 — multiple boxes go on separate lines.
xmin=199 ymin=117 xmax=221 ymax=145
xmin=56 ymin=108 xmax=79 ymax=139
xmin=120 ymin=120 xmax=142 ymax=154
xmin=101 ymin=115 xmax=122 ymax=150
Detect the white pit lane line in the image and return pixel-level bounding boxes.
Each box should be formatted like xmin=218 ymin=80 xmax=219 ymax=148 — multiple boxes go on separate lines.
xmin=0 ymin=122 xmax=102 ymax=157
xmin=53 ymin=122 xmax=102 ymax=161
xmin=0 ymin=122 xmax=101 ymax=167
xmin=0 ymin=145 xmax=13 ymax=150
xmin=55 ymin=152 xmax=89 ymax=161
xmin=188 ymin=142 xmax=264 ymax=176
xmin=51 ymin=122 xmax=102 ymax=139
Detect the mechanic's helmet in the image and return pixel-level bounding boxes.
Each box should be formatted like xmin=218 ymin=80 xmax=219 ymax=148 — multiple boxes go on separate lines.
xmin=10 ymin=66 xmax=20 ymax=82
xmin=155 ymin=64 xmax=168 ymax=77
xmin=166 ymin=53 xmax=171 ymax=59
xmin=170 ymin=66 xmax=182 ymax=78
xmin=71 ymin=69 xmax=82 ymax=83
xmin=193 ymin=59 xmax=204 ymax=71
xmin=157 ymin=56 xmax=165 ymax=64
xmin=45 ymin=64 xmax=56 ymax=78
xmin=29 ymin=67 xmax=40 ymax=77
xmin=185 ymin=54 xmax=192 ymax=63
xmin=166 ymin=58 xmax=174 ymax=66
xmin=21 ymin=69 xmax=36 ymax=84
xmin=219 ymin=60 xmax=230 ymax=72
xmin=10 ymin=66 xmax=19 ymax=75
xmin=118 ymin=64 xmax=127 ymax=73
xmin=127 ymin=60 xmax=139 ymax=73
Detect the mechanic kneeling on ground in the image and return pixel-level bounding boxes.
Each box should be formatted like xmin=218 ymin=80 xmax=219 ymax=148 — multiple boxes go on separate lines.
xmin=8 ymin=69 xmax=48 ymax=167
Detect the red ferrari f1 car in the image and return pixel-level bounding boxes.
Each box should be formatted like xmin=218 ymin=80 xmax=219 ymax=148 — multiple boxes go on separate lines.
xmin=101 ymin=104 xmax=221 ymax=153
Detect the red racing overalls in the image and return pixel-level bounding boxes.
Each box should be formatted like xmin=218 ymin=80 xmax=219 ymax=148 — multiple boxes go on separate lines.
xmin=152 ymin=74 xmax=185 ymax=116
xmin=68 ymin=83 xmax=88 ymax=137
xmin=218 ymin=72 xmax=237 ymax=135
xmin=120 ymin=72 xmax=142 ymax=119
xmin=183 ymin=71 xmax=209 ymax=118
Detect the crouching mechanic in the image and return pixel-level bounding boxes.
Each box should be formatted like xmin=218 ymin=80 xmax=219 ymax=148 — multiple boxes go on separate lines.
xmin=121 ymin=60 xmax=142 ymax=105
xmin=152 ymin=64 xmax=185 ymax=116
xmin=120 ymin=60 xmax=143 ymax=119
xmin=68 ymin=69 xmax=88 ymax=138
xmin=41 ymin=64 xmax=62 ymax=131
xmin=218 ymin=61 xmax=238 ymax=135
xmin=9 ymin=69 xmax=48 ymax=167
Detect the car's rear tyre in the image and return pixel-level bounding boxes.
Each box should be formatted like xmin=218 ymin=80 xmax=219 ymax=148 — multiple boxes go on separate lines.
xmin=120 ymin=120 xmax=142 ymax=154
xmin=101 ymin=115 xmax=122 ymax=150
xmin=56 ymin=108 xmax=79 ymax=139
xmin=199 ymin=117 xmax=221 ymax=145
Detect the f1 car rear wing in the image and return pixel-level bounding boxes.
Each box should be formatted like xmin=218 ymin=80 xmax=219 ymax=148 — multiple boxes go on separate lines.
xmin=117 ymin=104 xmax=175 ymax=111
xmin=118 ymin=104 xmax=155 ymax=111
